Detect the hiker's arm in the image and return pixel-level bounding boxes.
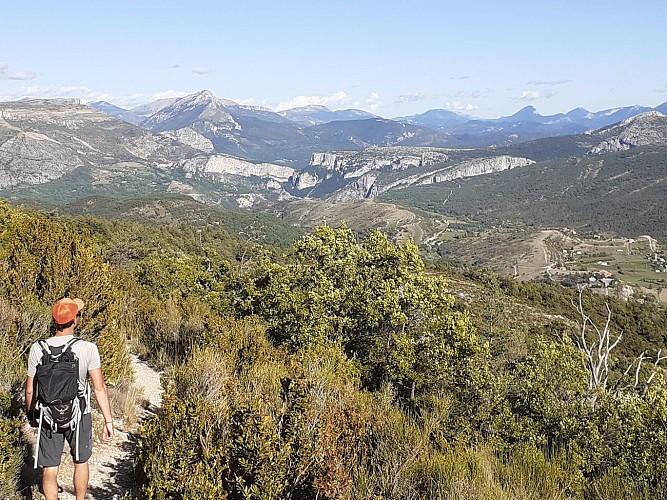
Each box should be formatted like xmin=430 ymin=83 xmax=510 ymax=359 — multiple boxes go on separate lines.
xmin=25 ymin=342 xmax=40 ymax=413
xmin=89 ymin=368 xmax=114 ymax=443
xmin=25 ymin=376 xmax=34 ymax=412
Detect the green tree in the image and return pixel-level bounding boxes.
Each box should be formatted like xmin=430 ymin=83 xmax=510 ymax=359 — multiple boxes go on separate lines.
xmin=238 ymin=224 xmax=486 ymax=401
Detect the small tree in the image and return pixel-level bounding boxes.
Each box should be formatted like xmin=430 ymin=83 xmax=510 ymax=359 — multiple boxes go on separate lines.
xmin=239 ymin=224 xmax=486 ymax=400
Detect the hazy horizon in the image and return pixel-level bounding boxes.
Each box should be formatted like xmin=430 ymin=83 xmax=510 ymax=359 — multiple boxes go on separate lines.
xmin=2 ymin=1 xmax=666 ymax=119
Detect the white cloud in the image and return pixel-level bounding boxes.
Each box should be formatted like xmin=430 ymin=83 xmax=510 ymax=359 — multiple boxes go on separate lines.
xmin=366 ymin=92 xmax=383 ymax=111
xmin=395 ymin=92 xmax=426 ymax=104
xmin=452 ymin=89 xmax=490 ymax=100
xmin=234 ymin=97 xmax=260 ymax=106
xmin=518 ymin=90 xmax=556 ymax=101
xmin=0 ymin=84 xmax=193 ymax=109
xmin=5 ymin=85 xmax=105 ymax=101
xmin=275 ymin=91 xmax=357 ymax=111
xmin=655 ymin=84 xmax=667 ymax=93
xmin=527 ymin=79 xmax=572 ymax=86
xmin=450 ymin=75 xmax=471 ymax=80
xmin=192 ymin=67 xmax=212 ymax=75
xmin=469 ymin=89 xmax=489 ymax=99
xmin=0 ymin=63 xmax=37 ymax=80
xmin=150 ymin=90 xmax=189 ymax=101
xmin=444 ymin=102 xmax=478 ymax=112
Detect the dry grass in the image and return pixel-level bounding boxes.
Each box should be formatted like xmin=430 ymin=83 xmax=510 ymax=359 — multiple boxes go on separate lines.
xmin=107 ymin=377 xmax=143 ymax=429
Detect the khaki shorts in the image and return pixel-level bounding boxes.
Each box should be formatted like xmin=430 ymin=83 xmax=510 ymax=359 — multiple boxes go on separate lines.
xmin=37 ymin=413 xmax=93 ymax=467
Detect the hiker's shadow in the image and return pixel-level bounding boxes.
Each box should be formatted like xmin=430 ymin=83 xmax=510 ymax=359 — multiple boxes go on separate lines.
xmin=86 ymin=434 xmax=139 ymax=500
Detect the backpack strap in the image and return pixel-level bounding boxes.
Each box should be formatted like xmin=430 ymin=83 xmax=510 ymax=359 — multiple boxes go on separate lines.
xmin=64 ymin=338 xmax=87 ymax=400
xmin=37 ymin=339 xmax=51 ymax=358
xmin=62 ymin=337 xmax=82 ymax=355
xmin=36 ymin=337 xmax=82 ymax=359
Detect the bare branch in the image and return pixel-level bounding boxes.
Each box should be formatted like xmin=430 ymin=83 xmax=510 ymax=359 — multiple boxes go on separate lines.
xmin=634 ymin=352 xmax=647 ymax=388
xmin=645 ymin=349 xmax=667 ymax=386
xmin=571 ymin=285 xmax=623 ymax=398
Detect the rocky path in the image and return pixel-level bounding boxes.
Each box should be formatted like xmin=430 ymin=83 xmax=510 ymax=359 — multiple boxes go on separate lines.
xmin=23 ymin=354 xmax=163 ymax=499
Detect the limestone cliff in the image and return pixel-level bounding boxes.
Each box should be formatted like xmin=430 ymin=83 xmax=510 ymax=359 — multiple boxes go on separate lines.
xmin=161 ymin=127 xmax=215 ymax=153
xmin=324 ymin=155 xmax=535 ymax=201
xmin=309 ymin=147 xmax=451 ymax=175
xmin=179 ymin=155 xmax=295 ymax=182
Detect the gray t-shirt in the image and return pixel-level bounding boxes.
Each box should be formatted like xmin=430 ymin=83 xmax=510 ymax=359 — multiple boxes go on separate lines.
xmin=27 ymin=335 xmax=101 ymax=414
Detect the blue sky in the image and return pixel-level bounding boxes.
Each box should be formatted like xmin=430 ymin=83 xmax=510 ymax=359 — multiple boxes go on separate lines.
xmin=2 ymin=1 xmax=666 ymax=119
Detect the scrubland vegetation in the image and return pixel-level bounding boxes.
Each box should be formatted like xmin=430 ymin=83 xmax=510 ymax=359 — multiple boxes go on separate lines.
xmin=1 ymin=198 xmax=667 ymax=499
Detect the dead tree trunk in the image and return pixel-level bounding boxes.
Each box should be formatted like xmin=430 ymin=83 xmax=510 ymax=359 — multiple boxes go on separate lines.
xmin=571 ymin=285 xmax=621 ymax=399
xmin=572 ymin=285 xmax=666 ymax=401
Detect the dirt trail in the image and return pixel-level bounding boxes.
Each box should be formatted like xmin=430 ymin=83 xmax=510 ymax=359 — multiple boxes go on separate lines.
xmin=515 ymin=230 xmax=563 ymax=280
xmin=23 ymin=354 xmax=163 ymax=499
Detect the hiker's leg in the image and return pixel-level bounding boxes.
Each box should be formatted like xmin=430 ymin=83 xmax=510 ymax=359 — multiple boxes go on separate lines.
xmin=42 ymin=466 xmax=59 ymax=500
xmin=66 ymin=413 xmax=93 ymax=463
xmin=67 ymin=413 xmax=93 ymax=499
xmin=39 ymin=427 xmax=64 ymax=499
xmin=73 ymin=460 xmax=89 ymax=500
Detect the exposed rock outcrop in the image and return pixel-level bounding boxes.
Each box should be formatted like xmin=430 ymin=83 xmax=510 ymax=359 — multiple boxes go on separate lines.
xmin=328 ymin=173 xmax=379 ymax=202
xmin=179 ymin=155 xmax=295 ymax=182
xmin=589 ymin=111 xmax=667 ymax=154
xmin=324 ymin=155 xmax=535 ymax=201
xmin=290 ymin=171 xmax=319 ymax=190
xmin=309 ymin=147 xmax=450 ymax=175
xmin=0 ymin=131 xmax=83 ymax=188
xmin=0 ymin=98 xmax=192 ymax=188
xmin=419 ymin=155 xmax=535 ymax=184
xmin=161 ymin=127 xmax=215 ymax=153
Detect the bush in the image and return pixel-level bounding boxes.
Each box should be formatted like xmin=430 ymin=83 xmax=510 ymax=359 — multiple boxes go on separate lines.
xmin=0 ymin=201 xmax=131 ymax=383
xmin=590 ymin=387 xmax=667 ymax=497
xmin=133 ymin=317 xmax=377 ymax=499
xmin=0 ymin=393 xmax=22 ymax=500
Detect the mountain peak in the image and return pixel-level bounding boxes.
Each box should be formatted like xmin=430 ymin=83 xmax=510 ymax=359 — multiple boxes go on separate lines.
xmin=498 ymin=105 xmax=541 ymax=123
xmin=513 ymin=105 xmax=539 ymax=117
xmin=565 ymin=107 xmax=592 ymax=119
xmin=193 ymin=89 xmax=216 ymax=99
xmin=179 ymin=89 xmax=218 ymax=105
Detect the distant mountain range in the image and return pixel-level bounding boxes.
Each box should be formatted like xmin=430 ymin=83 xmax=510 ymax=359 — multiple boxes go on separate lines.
xmin=2 ymin=93 xmax=666 ymax=237
xmin=87 ymin=90 xmax=667 ymax=156
xmin=277 ymin=105 xmax=377 ymax=125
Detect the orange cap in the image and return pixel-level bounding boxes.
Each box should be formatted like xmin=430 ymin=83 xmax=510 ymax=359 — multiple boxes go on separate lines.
xmin=52 ymin=298 xmax=85 ymax=325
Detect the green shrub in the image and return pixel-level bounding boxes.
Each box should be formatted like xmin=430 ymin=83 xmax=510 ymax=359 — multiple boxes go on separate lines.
xmin=0 ymin=393 xmax=22 ymax=500
xmin=590 ymin=387 xmax=667 ymax=497
xmin=133 ymin=317 xmax=378 ymax=499
xmin=0 ymin=201 xmax=131 ymax=383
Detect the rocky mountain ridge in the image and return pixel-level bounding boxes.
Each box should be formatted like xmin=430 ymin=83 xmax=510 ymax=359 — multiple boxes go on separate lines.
xmin=322 ymin=155 xmax=535 ymax=202
xmin=134 ymin=91 xmax=458 ymax=162
xmin=2 ymin=96 xmax=666 ymax=216
xmin=0 ymin=98 xmax=196 ymax=190
xmin=589 ymin=111 xmax=667 ymax=153
xmin=89 ymin=91 xmax=667 ymax=151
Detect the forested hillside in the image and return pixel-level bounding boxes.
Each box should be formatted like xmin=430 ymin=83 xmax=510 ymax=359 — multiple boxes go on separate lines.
xmin=382 ymin=145 xmax=667 ymax=238
xmin=1 ymin=199 xmax=667 ymax=499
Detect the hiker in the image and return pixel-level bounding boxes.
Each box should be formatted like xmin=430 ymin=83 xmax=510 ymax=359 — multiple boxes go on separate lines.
xmin=25 ymin=297 xmax=114 ymax=500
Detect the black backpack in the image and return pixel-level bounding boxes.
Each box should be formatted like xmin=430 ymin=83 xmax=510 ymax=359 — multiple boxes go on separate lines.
xmin=32 ymin=337 xmax=88 ymax=466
